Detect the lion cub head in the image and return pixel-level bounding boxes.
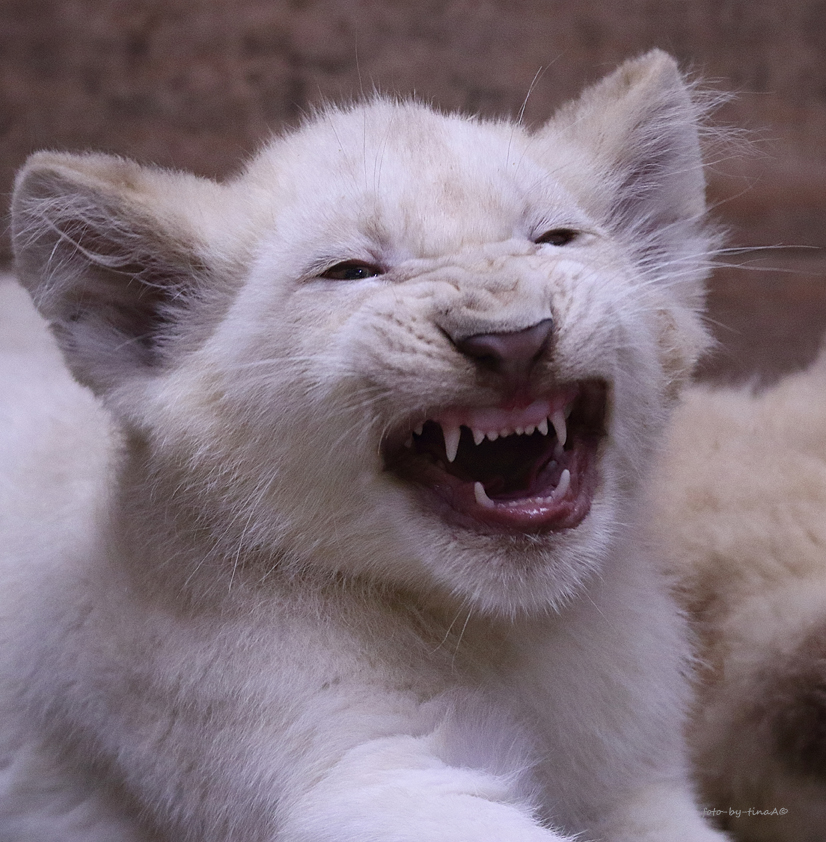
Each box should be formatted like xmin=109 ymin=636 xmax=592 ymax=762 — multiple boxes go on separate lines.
xmin=12 ymin=51 xmax=714 ymax=615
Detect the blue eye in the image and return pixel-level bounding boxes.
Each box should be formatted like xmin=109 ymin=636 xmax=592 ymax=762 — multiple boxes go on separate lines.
xmin=320 ymin=261 xmax=383 ymax=281
xmin=535 ymin=228 xmax=579 ymax=247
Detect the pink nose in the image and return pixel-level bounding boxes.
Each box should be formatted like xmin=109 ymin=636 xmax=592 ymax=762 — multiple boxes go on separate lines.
xmin=454 ymin=318 xmax=554 ymax=381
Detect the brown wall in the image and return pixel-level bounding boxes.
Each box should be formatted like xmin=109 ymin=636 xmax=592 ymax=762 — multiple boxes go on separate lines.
xmin=3 ymin=0 xmax=825 ymax=379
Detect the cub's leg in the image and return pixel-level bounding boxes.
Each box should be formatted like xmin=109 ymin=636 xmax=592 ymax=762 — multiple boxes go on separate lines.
xmin=281 ymin=733 xmax=573 ymax=842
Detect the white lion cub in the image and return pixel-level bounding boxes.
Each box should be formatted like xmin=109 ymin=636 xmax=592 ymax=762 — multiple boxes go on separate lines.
xmin=1 ymin=51 xmax=728 ymax=841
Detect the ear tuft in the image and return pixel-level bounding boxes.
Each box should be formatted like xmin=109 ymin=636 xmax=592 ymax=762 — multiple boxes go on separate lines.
xmin=12 ymin=153 xmax=216 ymax=393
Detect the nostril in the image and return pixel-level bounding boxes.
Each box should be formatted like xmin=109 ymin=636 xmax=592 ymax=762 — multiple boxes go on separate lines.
xmin=454 ymin=318 xmax=554 ymax=376
xmin=456 ymin=335 xmax=502 ymax=370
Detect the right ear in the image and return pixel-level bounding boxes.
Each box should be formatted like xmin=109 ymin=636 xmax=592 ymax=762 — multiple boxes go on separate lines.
xmin=12 ymin=152 xmax=229 ymax=394
xmin=533 ymin=50 xmax=713 ymax=299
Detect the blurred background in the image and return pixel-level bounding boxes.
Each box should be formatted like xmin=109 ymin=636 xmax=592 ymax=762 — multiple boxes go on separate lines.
xmin=2 ymin=0 xmax=825 ymax=382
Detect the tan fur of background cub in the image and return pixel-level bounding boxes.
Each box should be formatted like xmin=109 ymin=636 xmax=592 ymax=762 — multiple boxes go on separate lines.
xmin=650 ymin=351 xmax=826 ymax=842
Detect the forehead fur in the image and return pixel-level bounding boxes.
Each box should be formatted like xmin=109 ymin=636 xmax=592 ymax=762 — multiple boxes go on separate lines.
xmin=239 ymin=100 xmax=580 ymax=259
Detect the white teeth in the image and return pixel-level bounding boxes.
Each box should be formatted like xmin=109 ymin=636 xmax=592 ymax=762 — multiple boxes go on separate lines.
xmin=443 ymin=425 xmax=461 ymax=463
xmin=422 ymin=398 xmax=573 ymax=458
xmin=553 ymin=468 xmax=571 ymax=500
xmin=474 ymin=481 xmax=495 ymax=508
xmin=404 ymin=438 xmax=413 ymax=449
xmin=550 ymin=410 xmax=567 ymax=448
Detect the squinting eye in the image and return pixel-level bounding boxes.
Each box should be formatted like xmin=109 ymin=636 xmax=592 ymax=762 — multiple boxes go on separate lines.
xmin=535 ymin=228 xmax=579 ymax=247
xmin=319 ymin=261 xmax=383 ymax=281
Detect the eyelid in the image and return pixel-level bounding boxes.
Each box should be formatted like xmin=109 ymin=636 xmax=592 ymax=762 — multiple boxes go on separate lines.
xmin=318 ymin=260 xmax=384 ymax=281
xmin=534 ymin=227 xmax=580 ymax=246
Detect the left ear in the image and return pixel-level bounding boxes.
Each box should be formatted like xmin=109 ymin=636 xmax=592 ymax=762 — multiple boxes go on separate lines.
xmin=11 ymin=152 xmax=230 ymax=395
xmin=536 ymin=50 xmax=712 ymax=283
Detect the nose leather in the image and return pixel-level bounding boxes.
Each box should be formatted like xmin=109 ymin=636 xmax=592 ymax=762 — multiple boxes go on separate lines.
xmin=454 ymin=318 xmax=553 ymax=381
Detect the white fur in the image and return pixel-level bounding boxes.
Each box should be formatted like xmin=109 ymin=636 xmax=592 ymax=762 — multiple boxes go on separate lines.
xmin=1 ymin=52 xmax=727 ymax=841
xmin=650 ymin=351 xmax=826 ymax=842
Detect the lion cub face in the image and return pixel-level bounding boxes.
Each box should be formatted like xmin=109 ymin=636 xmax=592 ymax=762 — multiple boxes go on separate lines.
xmin=12 ymin=51 xmax=713 ymax=615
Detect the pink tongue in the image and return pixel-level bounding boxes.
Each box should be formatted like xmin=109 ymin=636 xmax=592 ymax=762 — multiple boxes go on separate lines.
xmin=483 ymin=453 xmax=556 ymax=500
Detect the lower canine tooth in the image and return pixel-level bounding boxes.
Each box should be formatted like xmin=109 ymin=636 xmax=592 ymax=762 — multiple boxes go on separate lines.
xmin=474 ymin=481 xmax=495 ymax=509
xmin=553 ymin=468 xmax=571 ymax=500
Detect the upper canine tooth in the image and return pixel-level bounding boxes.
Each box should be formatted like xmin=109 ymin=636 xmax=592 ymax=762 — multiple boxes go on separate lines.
xmin=537 ymin=418 xmax=549 ymax=436
xmin=472 ymin=428 xmax=485 ymax=446
xmin=442 ymin=424 xmax=461 ymax=463
xmin=550 ymin=410 xmax=567 ymax=448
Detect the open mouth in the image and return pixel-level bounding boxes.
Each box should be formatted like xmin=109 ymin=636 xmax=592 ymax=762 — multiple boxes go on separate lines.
xmin=384 ymin=381 xmax=608 ymax=532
